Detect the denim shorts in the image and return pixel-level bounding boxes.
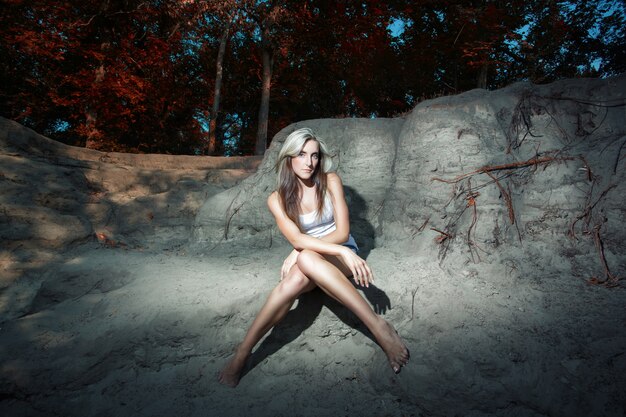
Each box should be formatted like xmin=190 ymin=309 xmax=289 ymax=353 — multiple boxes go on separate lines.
xmin=342 ymin=234 xmax=359 ymax=253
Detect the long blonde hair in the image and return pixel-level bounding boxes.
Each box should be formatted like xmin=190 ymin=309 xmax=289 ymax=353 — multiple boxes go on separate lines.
xmin=275 ymin=128 xmax=333 ymax=229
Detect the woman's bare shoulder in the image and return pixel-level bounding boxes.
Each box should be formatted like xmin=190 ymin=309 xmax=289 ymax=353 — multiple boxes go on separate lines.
xmin=267 ymin=191 xmax=282 ymax=212
xmin=326 ymin=172 xmax=344 ymax=198
xmin=326 ymin=172 xmax=343 ymax=186
xmin=267 ymin=191 xmax=278 ymax=205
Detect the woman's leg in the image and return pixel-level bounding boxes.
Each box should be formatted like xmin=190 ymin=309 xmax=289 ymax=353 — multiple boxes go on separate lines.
xmin=218 ymin=264 xmax=316 ymax=387
xmin=297 ymin=249 xmax=410 ymax=373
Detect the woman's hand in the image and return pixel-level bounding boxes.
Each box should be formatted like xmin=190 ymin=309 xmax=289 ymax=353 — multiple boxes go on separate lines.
xmin=281 ymin=249 xmax=300 ymax=281
xmin=339 ymin=247 xmax=374 ymax=288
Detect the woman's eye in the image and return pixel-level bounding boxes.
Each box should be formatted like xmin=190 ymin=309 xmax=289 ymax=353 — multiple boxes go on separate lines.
xmin=312 ymin=154 xmax=319 ymax=160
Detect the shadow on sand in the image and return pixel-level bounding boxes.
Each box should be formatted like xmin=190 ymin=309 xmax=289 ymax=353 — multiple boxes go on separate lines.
xmin=243 ymin=286 xmax=388 ymax=379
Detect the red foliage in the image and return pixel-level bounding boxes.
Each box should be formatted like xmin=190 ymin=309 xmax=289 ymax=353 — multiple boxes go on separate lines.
xmin=0 ymin=0 xmax=622 ymax=154
xmin=0 ymin=0 xmax=205 ymax=153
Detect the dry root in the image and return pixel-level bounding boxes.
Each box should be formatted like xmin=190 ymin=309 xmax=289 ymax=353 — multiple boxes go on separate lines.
xmin=588 ymin=225 xmax=621 ymax=287
xmin=431 ymin=155 xmax=576 ymax=185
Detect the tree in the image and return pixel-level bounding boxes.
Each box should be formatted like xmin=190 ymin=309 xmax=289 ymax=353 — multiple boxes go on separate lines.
xmin=1 ymin=0 xmax=623 ymax=154
xmin=0 ymin=0 xmax=205 ymax=153
xmin=199 ymin=1 xmax=248 ymax=155
xmin=244 ymin=0 xmax=293 ymax=155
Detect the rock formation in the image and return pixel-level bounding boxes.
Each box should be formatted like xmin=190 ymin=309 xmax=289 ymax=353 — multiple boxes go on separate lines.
xmin=192 ymin=75 xmax=626 ymax=285
xmin=0 ymin=117 xmax=260 ymax=316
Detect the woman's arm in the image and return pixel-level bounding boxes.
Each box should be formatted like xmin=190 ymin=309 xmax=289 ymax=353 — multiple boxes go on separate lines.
xmin=280 ymin=248 xmax=300 ymax=281
xmin=278 ymin=173 xmax=346 ymax=280
xmin=268 ymin=184 xmax=372 ymax=285
xmin=318 ymin=172 xmax=350 ymax=245
xmin=268 ymin=191 xmax=345 ymax=255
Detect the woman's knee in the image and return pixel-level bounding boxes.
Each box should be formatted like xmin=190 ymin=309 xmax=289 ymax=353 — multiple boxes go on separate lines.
xmin=296 ymin=249 xmax=323 ymax=275
xmin=278 ymin=267 xmax=310 ymax=297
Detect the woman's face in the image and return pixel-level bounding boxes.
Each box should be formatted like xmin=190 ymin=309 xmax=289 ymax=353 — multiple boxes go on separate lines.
xmin=291 ymin=139 xmax=320 ymax=181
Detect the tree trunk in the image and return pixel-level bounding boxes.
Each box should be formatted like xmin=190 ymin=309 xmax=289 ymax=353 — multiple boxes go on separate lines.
xmin=255 ymin=45 xmax=273 ymax=155
xmin=85 ymin=63 xmax=106 ymax=149
xmin=86 ymin=5 xmax=111 ymax=149
xmin=207 ymin=18 xmax=233 ymax=155
xmin=477 ymin=62 xmax=488 ymax=89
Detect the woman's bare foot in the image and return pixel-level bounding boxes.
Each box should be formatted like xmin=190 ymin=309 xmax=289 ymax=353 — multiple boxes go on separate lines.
xmin=373 ymin=317 xmax=410 ymax=373
xmin=218 ymin=346 xmax=248 ymax=387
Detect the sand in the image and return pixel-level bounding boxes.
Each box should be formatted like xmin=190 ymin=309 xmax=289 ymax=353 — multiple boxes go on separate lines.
xmin=2 ymin=241 xmax=624 ymax=416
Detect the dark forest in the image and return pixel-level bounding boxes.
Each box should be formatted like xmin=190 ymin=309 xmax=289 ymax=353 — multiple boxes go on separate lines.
xmin=1 ymin=0 xmax=624 ymax=155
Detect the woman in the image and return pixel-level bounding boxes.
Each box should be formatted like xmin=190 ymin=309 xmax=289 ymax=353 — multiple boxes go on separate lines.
xmin=218 ymin=128 xmax=409 ymax=387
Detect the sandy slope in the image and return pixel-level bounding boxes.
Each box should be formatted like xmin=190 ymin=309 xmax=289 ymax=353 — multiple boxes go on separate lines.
xmin=1 ymin=75 xmax=626 ymax=416
xmin=2 ymin=242 xmax=624 ymax=417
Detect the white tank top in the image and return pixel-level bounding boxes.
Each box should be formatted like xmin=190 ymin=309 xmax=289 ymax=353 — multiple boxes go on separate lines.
xmin=299 ymin=193 xmax=336 ymax=238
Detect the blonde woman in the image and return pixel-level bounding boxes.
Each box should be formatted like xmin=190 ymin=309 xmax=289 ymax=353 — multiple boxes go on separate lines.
xmin=218 ymin=128 xmax=409 ymax=387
